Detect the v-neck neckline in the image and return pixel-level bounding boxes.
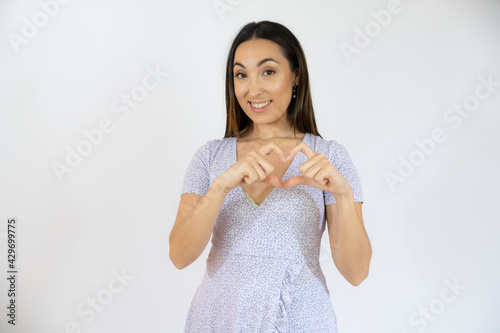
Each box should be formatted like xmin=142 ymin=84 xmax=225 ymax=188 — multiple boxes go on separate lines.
xmin=233 ymin=133 xmax=309 ymax=210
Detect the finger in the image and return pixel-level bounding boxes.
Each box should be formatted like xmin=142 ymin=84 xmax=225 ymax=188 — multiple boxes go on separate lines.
xmin=254 ymin=154 xmax=276 ymax=175
xmin=315 ymin=165 xmax=332 ymax=186
xmin=286 ymin=142 xmax=317 ymax=161
xmin=247 ymin=158 xmax=267 ymax=181
xmin=283 ymin=175 xmax=310 ymax=189
xmin=243 ymin=168 xmax=258 ymax=184
xmin=259 ymin=142 xmax=286 ymax=162
xmin=244 ymin=153 xmax=274 ymax=174
xmin=303 ymin=158 xmax=330 ymax=181
xmin=239 ymin=154 xmax=276 ymax=187
xmin=264 ymin=174 xmax=284 ymax=188
xmin=245 ymin=154 xmax=281 ymax=185
xmin=250 ymin=158 xmax=283 ymax=187
xmin=297 ymin=154 xmax=326 ymax=175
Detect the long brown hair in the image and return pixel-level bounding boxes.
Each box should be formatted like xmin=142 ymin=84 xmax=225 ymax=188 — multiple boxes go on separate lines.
xmin=223 ymin=21 xmax=322 ymax=139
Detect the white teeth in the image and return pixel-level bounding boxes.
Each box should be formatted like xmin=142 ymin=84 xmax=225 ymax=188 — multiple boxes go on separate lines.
xmin=251 ymin=100 xmax=271 ymax=109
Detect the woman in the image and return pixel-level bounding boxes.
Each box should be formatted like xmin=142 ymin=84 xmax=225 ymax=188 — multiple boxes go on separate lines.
xmin=169 ymin=21 xmax=372 ymax=332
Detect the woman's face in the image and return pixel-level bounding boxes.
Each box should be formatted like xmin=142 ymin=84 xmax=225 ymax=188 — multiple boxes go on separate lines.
xmin=233 ymin=38 xmax=298 ymax=130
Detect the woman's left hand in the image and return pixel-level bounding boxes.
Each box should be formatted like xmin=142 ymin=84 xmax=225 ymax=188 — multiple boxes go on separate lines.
xmin=283 ymin=142 xmax=352 ymax=197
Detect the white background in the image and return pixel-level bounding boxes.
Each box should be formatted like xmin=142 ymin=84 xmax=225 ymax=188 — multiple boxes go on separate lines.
xmin=1 ymin=0 xmax=499 ymax=332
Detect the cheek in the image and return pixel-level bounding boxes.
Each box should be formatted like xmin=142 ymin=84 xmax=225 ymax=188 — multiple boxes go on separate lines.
xmin=233 ymin=86 xmax=250 ymax=111
xmin=271 ymin=79 xmax=292 ymax=97
xmin=233 ymin=83 xmax=246 ymax=101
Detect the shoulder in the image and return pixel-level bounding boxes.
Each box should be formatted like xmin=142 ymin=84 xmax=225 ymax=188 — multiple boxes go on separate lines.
xmin=191 ymin=137 xmax=235 ymax=162
xmin=198 ymin=137 xmax=234 ymax=153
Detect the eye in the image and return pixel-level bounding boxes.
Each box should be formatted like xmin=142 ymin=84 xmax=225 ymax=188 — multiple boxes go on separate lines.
xmin=263 ymin=69 xmax=275 ymax=76
xmin=234 ymin=73 xmax=247 ymax=79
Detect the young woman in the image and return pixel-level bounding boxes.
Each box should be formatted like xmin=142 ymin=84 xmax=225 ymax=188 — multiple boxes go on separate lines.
xmin=169 ymin=20 xmax=372 ymax=332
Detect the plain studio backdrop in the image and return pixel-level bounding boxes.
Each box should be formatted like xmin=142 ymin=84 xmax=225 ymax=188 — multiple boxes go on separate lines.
xmin=1 ymin=0 xmax=499 ymax=332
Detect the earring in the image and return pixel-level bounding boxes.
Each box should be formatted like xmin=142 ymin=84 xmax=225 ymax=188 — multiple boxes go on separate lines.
xmin=293 ymin=86 xmax=297 ymax=98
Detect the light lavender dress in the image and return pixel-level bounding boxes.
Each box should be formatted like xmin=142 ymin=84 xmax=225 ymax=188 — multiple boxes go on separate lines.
xmin=180 ymin=132 xmax=363 ymax=332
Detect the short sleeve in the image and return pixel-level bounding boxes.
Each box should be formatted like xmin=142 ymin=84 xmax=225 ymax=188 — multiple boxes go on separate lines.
xmin=324 ymin=142 xmax=363 ymax=205
xmin=180 ymin=143 xmax=211 ymax=197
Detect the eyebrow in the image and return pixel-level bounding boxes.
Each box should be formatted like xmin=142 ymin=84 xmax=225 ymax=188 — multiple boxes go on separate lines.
xmin=233 ymin=58 xmax=279 ymax=69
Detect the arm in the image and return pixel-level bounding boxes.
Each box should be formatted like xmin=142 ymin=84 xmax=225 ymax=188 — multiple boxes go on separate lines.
xmin=283 ymin=142 xmax=371 ymax=286
xmin=169 ymin=178 xmax=230 ymax=270
xmin=326 ymin=192 xmax=371 ymax=286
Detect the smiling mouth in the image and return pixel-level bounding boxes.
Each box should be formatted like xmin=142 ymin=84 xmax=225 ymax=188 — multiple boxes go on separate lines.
xmin=249 ymin=100 xmax=272 ymax=109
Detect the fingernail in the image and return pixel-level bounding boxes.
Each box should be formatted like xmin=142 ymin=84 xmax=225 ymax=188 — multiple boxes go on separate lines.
xmin=285 ymin=155 xmax=289 ymax=162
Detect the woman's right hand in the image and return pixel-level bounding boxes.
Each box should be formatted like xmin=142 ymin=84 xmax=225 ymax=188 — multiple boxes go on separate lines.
xmin=215 ymin=142 xmax=286 ymax=191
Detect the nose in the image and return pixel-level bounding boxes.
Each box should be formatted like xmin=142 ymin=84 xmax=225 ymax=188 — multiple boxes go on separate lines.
xmin=248 ymin=76 xmax=263 ymax=98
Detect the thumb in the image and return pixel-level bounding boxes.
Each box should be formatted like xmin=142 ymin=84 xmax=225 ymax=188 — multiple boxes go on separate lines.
xmin=264 ymin=174 xmax=284 ymax=188
xmin=283 ymin=175 xmax=310 ymax=189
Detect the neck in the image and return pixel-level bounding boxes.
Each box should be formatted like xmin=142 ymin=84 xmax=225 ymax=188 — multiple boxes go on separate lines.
xmin=246 ymin=121 xmax=298 ymax=141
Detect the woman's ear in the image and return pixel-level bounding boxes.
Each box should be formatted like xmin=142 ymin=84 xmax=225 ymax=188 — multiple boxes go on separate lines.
xmin=294 ymin=70 xmax=299 ymax=86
